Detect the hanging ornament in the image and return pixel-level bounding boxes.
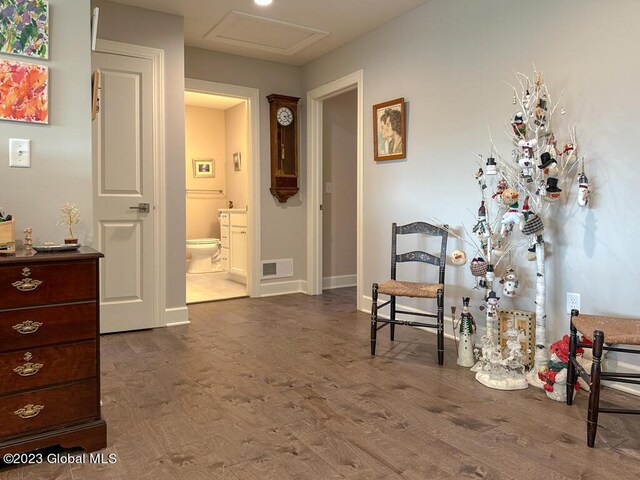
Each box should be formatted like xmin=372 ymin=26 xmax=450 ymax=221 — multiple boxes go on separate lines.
xmin=485 ymin=290 xmax=500 ymax=321
xmin=486 ymin=157 xmax=497 ymax=175
xmin=535 ymin=179 xmax=547 ymax=197
xmin=560 ymin=107 xmax=566 ymax=115
xmin=502 ymin=267 xmax=519 ymax=297
xmin=518 ymin=139 xmax=536 ymax=183
xmin=485 ymin=264 xmax=495 ymax=282
xmin=472 ymin=201 xmax=488 ymax=237
xmin=522 ymin=213 xmax=544 ymax=236
xmin=511 ymin=112 xmax=527 ymax=138
xmin=534 ymin=97 xmax=548 ymax=127
xmin=561 ymin=143 xmax=576 ymax=166
xmin=577 ymin=161 xmax=590 ymax=207
xmin=500 ymin=189 xmax=523 ymax=237
xmin=451 ymin=250 xmax=468 ymax=265
xmin=457 ymin=297 xmax=476 ymax=367
xmin=537 ymin=152 xmax=557 ymax=175
xmin=523 ymin=89 xmax=531 ymax=109
xmin=475 ymin=167 xmax=487 ymax=190
xmin=544 ymin=177 xmax=562 ymax=202
xmin=546 ymin=133 xmax=558 ymax=157
xmin=512 ymin=93 xmax=517 ymax=105
xmin=492 ymin=179 xmax=507 ymax=202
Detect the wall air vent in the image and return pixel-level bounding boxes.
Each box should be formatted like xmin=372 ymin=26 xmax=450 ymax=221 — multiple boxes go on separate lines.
xmin=261 ymin=259 xmax=293 ymax=279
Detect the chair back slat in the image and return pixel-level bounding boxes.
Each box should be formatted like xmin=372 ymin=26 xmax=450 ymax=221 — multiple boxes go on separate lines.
xmin=397 ymin=222 xmax=446 ymax=237
xmin=396 ymin=250 xmax=439 ymax=266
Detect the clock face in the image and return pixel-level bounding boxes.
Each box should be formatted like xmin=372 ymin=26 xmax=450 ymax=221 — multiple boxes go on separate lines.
xmin=277 ymin=106 xmax=293 ymax=126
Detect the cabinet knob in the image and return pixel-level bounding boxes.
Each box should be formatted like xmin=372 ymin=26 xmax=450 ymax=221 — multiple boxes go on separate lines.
xmin=14 ymin=404 xmax=44 ymax=419
xmin=12 ymin=320 xmax=43 ymax=335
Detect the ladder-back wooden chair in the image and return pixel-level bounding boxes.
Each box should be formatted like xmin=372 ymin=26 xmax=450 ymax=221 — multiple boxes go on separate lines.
xmin=567 ymin=309 xmax=640 ymax=447
xmin=370 ymin=221 xmax=448 ymax=365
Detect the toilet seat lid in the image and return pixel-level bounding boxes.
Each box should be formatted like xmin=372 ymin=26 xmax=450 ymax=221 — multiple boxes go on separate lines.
xmin=187 ymin=238 xmax=220 ymax=245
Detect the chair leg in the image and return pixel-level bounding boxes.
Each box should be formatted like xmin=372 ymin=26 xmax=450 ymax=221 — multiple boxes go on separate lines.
xmin=567 ymin=314 xmax=579 ymax=405
xmin=390 ymin=296 xmax=396 ymax=341
xmin=587 ymin=330 xmax=604 ymax=448
xmin=437 ymin=288 xmax=444 ymax=366
xmin=370 ymin=284 xmax=378 ymax=356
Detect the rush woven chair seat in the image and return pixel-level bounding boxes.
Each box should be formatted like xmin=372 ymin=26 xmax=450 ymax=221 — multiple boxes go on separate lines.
xmin=371 ymin=221 xmax=448 ymax=364
xmin=567 ymin=309 xmax=640 ymax=447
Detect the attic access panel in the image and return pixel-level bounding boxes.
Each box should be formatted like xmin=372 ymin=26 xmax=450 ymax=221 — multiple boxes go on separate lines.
xmin=204 ymin=10 xmax=328 ymax=56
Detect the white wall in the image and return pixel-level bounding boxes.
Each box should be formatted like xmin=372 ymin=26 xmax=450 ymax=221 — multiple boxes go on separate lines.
xmin=185 ymin=47 xmax=306 ymax=282
xmin=185 ymin=105 xmax=227 ymax=240
xmin=92 ymin=0 xmax=185 ymax=309
xmin=323 ymin=90 xmax=357 ymax=279
xmin=225 ymin=102 xmax=248 ymax=209
xmin=0 ymin=0 xmax=92 ymax=245
xmin=302 ymin=0 xmax=640 ymax=368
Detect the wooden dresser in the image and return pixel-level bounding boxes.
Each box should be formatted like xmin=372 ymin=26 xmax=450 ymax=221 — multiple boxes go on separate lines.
xmin=0 ymin=247 xmax=106 ymax=455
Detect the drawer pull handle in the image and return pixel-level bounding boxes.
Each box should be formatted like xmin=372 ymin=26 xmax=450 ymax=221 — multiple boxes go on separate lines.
xmin=14 ymin=404 xmax=44 ymax=419
xmin=12 ymin=320 xmax=43 ymax=335
xmin=12 ymin=278 xmax=43 ymax=292
xmin=13 ymin=362 xmax=44 ymax=377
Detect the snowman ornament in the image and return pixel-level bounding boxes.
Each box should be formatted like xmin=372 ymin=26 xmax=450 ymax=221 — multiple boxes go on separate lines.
xmin=502 ymin=267 xmax=519 ymax=297
xmin=577 ymin=169 xmax=590 ymax=207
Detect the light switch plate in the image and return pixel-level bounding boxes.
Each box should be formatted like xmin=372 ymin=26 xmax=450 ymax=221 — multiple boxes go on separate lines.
xmin=325 ymin=182 xmax=332 ymax=194
xmin=9 ymin=139 xmax=31 ymax=168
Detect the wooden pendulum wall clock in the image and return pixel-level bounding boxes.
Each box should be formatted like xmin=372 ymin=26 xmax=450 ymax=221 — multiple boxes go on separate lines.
xmin=267 ymin=94 xmax=300 ymax=203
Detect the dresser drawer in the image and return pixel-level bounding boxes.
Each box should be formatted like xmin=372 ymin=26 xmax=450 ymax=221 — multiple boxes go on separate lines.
xmin=0 ymin=261 xmax=96 ymax=309
xmin=0 ymin=303 xmax=96 ymax=352
xmin=0 ymin=379 xmax=98 ymax=439
xmin=0 ymin=342 xmax=96 ymax=395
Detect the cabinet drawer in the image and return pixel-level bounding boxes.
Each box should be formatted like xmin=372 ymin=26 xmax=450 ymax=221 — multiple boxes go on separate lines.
xmin=0 ymin=303 xmax=96 ymax=352
xmin=0 ymin=342 xmax=96 ymax=395
xmin=230 ymin=213 xmax=247 ymax=227
xmin=0 ymin=379 xmax=98 ymax=439
xmin=0 ymin=261 xmax=96 ymax=309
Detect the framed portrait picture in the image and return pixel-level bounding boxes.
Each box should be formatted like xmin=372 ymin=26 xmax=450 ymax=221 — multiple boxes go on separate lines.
xmin=193 ymin=159 xmax=215 ymax=178
xmin=373 ymin=97 xmax=406 ymax=161
xmin=233 ymin=152 xmax=241 ymax=171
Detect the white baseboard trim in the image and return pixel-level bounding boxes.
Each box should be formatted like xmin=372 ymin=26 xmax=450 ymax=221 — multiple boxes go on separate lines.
xmin=323 ymin=274 xmax=356 ymax=290
xmin=361 ymin=295 xmax=640 ymax=397
xmin=603 ymin=359 xmax=640 ymax=396
xmin=165 ymin=307 xmax=190 ymax=327
xmin=260 ymin=279 xmax=308 ymax=297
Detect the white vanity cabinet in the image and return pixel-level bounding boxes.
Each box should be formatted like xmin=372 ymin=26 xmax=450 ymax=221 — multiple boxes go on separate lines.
xmin=218 ymin=209 xmax=247 ymax=283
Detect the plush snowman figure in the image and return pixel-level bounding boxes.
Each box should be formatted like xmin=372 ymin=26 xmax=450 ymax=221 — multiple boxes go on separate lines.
xmin=485 ymin=290 xmax=500 ymax=321
xmin=451 ymin=250 xmax=467 ymax=266
xmin=500 ymin=188 xmax=523 ymax=237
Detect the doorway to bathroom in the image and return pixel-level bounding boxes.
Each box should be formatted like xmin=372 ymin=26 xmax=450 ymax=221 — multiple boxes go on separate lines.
xmin=184 ymin=80 xmax=260 ymax=304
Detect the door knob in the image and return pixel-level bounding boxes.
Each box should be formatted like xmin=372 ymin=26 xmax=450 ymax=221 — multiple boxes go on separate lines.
xmin=129 ymin=203 xmax=150 ymax=213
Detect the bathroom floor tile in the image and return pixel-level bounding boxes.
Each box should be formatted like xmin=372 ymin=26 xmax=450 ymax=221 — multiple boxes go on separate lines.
xmin=186 ymin=272 xmax=247 ymax=304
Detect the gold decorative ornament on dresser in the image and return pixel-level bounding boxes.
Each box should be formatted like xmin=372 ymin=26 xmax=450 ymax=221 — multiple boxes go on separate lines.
xmin=267 ymin=93 xmax=300 ymax=203
xmin=0 ymin=247 xmax=106 ymax=455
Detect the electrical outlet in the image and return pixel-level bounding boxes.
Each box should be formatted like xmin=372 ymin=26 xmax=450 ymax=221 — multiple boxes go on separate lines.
xmin=566 ymin=292 xmax=580 ymax=314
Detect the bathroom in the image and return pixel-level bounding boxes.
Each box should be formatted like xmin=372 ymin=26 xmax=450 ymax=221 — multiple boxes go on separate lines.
xmin=185 ymin=91 xmax=248 ymax=303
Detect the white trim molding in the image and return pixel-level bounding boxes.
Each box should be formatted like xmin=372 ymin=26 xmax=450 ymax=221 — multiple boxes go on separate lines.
xmin=94 ymin=39 xmax=166 ymax=328
xmin=323 ymin=274 xmax=357 ymax=290
xmin=165 ymin=307 xmax=190 ymax=327
xmin=260 ymin=280 xmax=308 ymax=298
xmin=184 ymin=79 xmax=261 ymax=299
xmin=306 ymin=70 xmax=364 ymax=309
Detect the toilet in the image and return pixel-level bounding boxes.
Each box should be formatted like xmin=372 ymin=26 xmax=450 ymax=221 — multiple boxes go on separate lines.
xmin=186 ymin=238 xmax=221 ymax=273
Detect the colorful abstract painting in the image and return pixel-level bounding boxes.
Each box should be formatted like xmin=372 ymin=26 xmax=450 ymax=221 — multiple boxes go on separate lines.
xmin=0 ymin=0 xmax=49 ymax=59
xmin=0 ymin=59 xmax=48 ymax=123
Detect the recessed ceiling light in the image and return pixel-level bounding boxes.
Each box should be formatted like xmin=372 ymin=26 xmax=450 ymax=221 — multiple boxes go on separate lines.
xmin=254 ymin=0 xmax=273 ymax=6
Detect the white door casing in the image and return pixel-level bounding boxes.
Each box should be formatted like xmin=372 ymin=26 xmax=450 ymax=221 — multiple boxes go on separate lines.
xmin=306 ymin=71 xmax=364 ymax=308
xmin=184 ymin=78 xmax=260 ymax=298
xmin=93 ymin=40 xmax=166 ymax=332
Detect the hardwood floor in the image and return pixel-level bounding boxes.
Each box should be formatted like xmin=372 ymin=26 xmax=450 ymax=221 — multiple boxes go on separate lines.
xmin=2 ymin=287 xmax=639 ymax=479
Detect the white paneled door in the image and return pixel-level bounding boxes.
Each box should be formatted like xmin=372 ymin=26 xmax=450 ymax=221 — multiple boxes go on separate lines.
xmin=93 ymin=52 xmax=156 ymax=333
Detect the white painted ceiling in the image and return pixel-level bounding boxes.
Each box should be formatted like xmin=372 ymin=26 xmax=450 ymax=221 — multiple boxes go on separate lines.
xmin=106 ymin=0 xmax=431 ymax=65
